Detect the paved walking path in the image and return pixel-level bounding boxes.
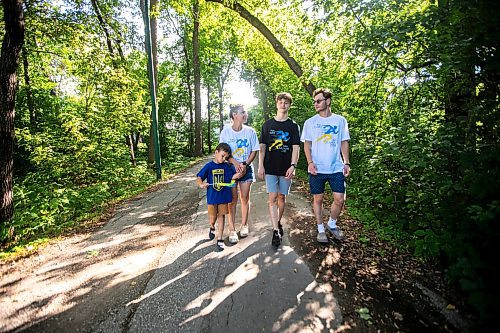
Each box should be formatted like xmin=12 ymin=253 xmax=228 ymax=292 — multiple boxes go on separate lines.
xmin=124 ymin=159 xmax=342 ymax=332
xmin=1 ymin=159 xmax=342 ymax=333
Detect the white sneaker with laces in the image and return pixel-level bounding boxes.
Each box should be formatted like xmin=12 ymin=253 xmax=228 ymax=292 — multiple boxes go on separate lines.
xmin=229 ymin=231 xmax=239 ymax=244
xmin=240 ymin=225 xmax=249 ymax=237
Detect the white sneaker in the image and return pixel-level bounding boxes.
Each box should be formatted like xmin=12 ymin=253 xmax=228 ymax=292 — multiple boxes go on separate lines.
xmin=229 ymin=231 xmax=239 ymax=244
xmin=240 ymin=225 xmax=249 ymax=237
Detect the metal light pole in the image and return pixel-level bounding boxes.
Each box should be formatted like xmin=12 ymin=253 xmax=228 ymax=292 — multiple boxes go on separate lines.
xmin=144 ymin=0 xmax=162 ymax=180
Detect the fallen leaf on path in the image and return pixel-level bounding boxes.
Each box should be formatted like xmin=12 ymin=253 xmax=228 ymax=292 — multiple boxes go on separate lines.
xmin=86 ymin=249 xmax=99 ymax=258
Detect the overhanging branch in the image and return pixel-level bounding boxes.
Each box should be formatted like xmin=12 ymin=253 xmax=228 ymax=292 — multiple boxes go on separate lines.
xmin=207 ymin=0 xmax=316 ymax=96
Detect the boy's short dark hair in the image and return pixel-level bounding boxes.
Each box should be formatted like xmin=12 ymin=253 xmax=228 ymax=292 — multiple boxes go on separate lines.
xmin=275 ymin=92 xmax=292 ymax=104
xmin=216 ymin=142 xmax=232 ymax=155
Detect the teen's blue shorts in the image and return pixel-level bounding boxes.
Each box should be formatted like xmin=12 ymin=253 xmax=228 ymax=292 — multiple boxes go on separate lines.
xmin=265 ymin=175 xmax=292 ymax=195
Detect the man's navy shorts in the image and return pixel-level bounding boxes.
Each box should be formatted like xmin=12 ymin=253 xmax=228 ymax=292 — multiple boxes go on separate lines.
xmin=308 ymin=172 xmax=345 ymax=194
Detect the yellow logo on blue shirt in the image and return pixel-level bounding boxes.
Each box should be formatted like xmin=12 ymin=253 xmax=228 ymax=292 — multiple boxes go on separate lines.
xmin=212 ymin=169 xmax=224 ymax=191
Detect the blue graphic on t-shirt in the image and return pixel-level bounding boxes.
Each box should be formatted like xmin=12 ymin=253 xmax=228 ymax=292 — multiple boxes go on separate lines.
xmin=269 ymin=130 xmax=290 ymax=151
xmin=233 ymin=138 xmax=249 ymax=157
xmin=316 ymin=125 xmax=339 ymax=143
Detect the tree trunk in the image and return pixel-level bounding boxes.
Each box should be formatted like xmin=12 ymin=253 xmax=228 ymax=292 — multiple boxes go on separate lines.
xmin=181 ymin=30 xmax=194 ymax=153
xmin=22 ymin=46 xmax=36 ymax=131
xmin=193 ymin=0 xmax=203 ymax=156
xmin=90 ymin=0 xmax=115 ymax=58
xmin=151 ymin=0 xmax=159 ymax=91
xmin=207 ymin=84 xmax=212 ymax=153
xmin=0 ymin=0 xmax=25 ymax=227
xmin=132 ymin=132 xmax=140 ymax=152
xmin=127 ymin=134 xmax=136 ymax=166
xmin=207 ymin=0 xmax=316 ymax=96
xmin=260 ymin=84 xmax=269 ymax=121
xmin=215 ymin=56 xmax=234 ymax=133
xmin=217 ymin=77 xmax=224 ymax=133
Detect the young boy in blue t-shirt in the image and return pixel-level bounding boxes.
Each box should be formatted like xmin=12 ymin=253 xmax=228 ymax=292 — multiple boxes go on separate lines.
xmin=196 ymin=143 xmax=242 ymax=251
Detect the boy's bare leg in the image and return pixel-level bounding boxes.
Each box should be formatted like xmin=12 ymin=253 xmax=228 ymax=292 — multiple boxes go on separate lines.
xmin=209 ymin=215 xmax=216 ymax=230
xmin=313 ymin=193 xmax=325 ymax=226
xmin=216 ymin=215 xmax=225 ymax=240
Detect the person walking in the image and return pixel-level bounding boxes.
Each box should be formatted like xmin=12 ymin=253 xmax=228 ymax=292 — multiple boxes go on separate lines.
xmin=196 ymin=143 xmax=243 ymax=250
xmin=219 ymin=104 xmax=260 ymax=241
xmin=258 ymin=92 xmax=300 ymax=247
xmin=300 ymin=88 xmax=351 ymax=244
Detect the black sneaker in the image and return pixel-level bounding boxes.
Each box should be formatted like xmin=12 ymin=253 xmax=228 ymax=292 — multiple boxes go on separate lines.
xmin=209 ymin=227 xmax=216 ymax=240
xmin=216 ymin=239 xmax=225 ymax=251
xmin=272 ymin=229 xmax=281 ymax=247
xmin=278 ymin=222 xmax=284 ymax=239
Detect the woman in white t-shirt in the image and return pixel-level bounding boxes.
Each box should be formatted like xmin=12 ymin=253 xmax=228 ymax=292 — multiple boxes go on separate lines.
xmin=219 ymin=104 xmax=260 ymax=242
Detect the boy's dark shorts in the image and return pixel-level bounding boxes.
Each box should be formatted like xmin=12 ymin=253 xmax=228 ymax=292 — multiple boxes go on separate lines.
xmin=208 ymin=203 xmax=229 ymax=218
xmin=308 ymin=172 xmax=346 ymax=194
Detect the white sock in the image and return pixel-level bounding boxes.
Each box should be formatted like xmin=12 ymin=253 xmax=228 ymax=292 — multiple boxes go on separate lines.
xmin=317 ymin=224 xmax=325 ymax=233
xmin=327 ymin=218 xmax=337 ymax=229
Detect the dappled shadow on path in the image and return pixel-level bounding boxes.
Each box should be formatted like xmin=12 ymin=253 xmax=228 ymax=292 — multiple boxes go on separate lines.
xmin=127 ymin=229 xmax=341 ymax=332
xmin=3 ymin=222 xmax=340 ymax=333
xmin=0 ymin=170 xmax=202 ymax=332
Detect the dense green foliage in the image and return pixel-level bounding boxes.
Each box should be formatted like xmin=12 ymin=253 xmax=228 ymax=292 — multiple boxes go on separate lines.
xmin=1 ymin=0 xmax=498 ymax=325
xmin=306 ymin=0 xmax=500 ymax=322
xmin=348 ymin=1 xmax=498 ymax=321
xmin=1 ymin=0 xmax=197 ymax=253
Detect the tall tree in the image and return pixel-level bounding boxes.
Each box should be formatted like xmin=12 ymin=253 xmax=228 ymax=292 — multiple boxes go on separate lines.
xmin=150 ymin=0 xmax=160 ymax=162
xmin=0 ymin=0 xmax=25 ymax=226
xmin=206 ymin=84 xmax=212 ymax=152
xmin=193 ymin=0 xmax=203 ymax=156
xmin=140 ymin=0 xmax=160 ymax=164
xmin=182 ymin=27 xmax=195 ymax=152
xmin=21 ymin=46 xmax=36 ymax=131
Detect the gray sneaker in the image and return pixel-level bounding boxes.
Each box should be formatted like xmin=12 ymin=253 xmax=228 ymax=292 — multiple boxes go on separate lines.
xmin=326 ymin=225 xmax=344 ymax=240
xmin=317 ymin=231 xmax=328 ymax=243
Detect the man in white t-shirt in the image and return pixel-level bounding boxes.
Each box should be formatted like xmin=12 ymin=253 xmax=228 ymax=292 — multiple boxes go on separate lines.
xmin=300 ymin=88 xmax=351 ymax=243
